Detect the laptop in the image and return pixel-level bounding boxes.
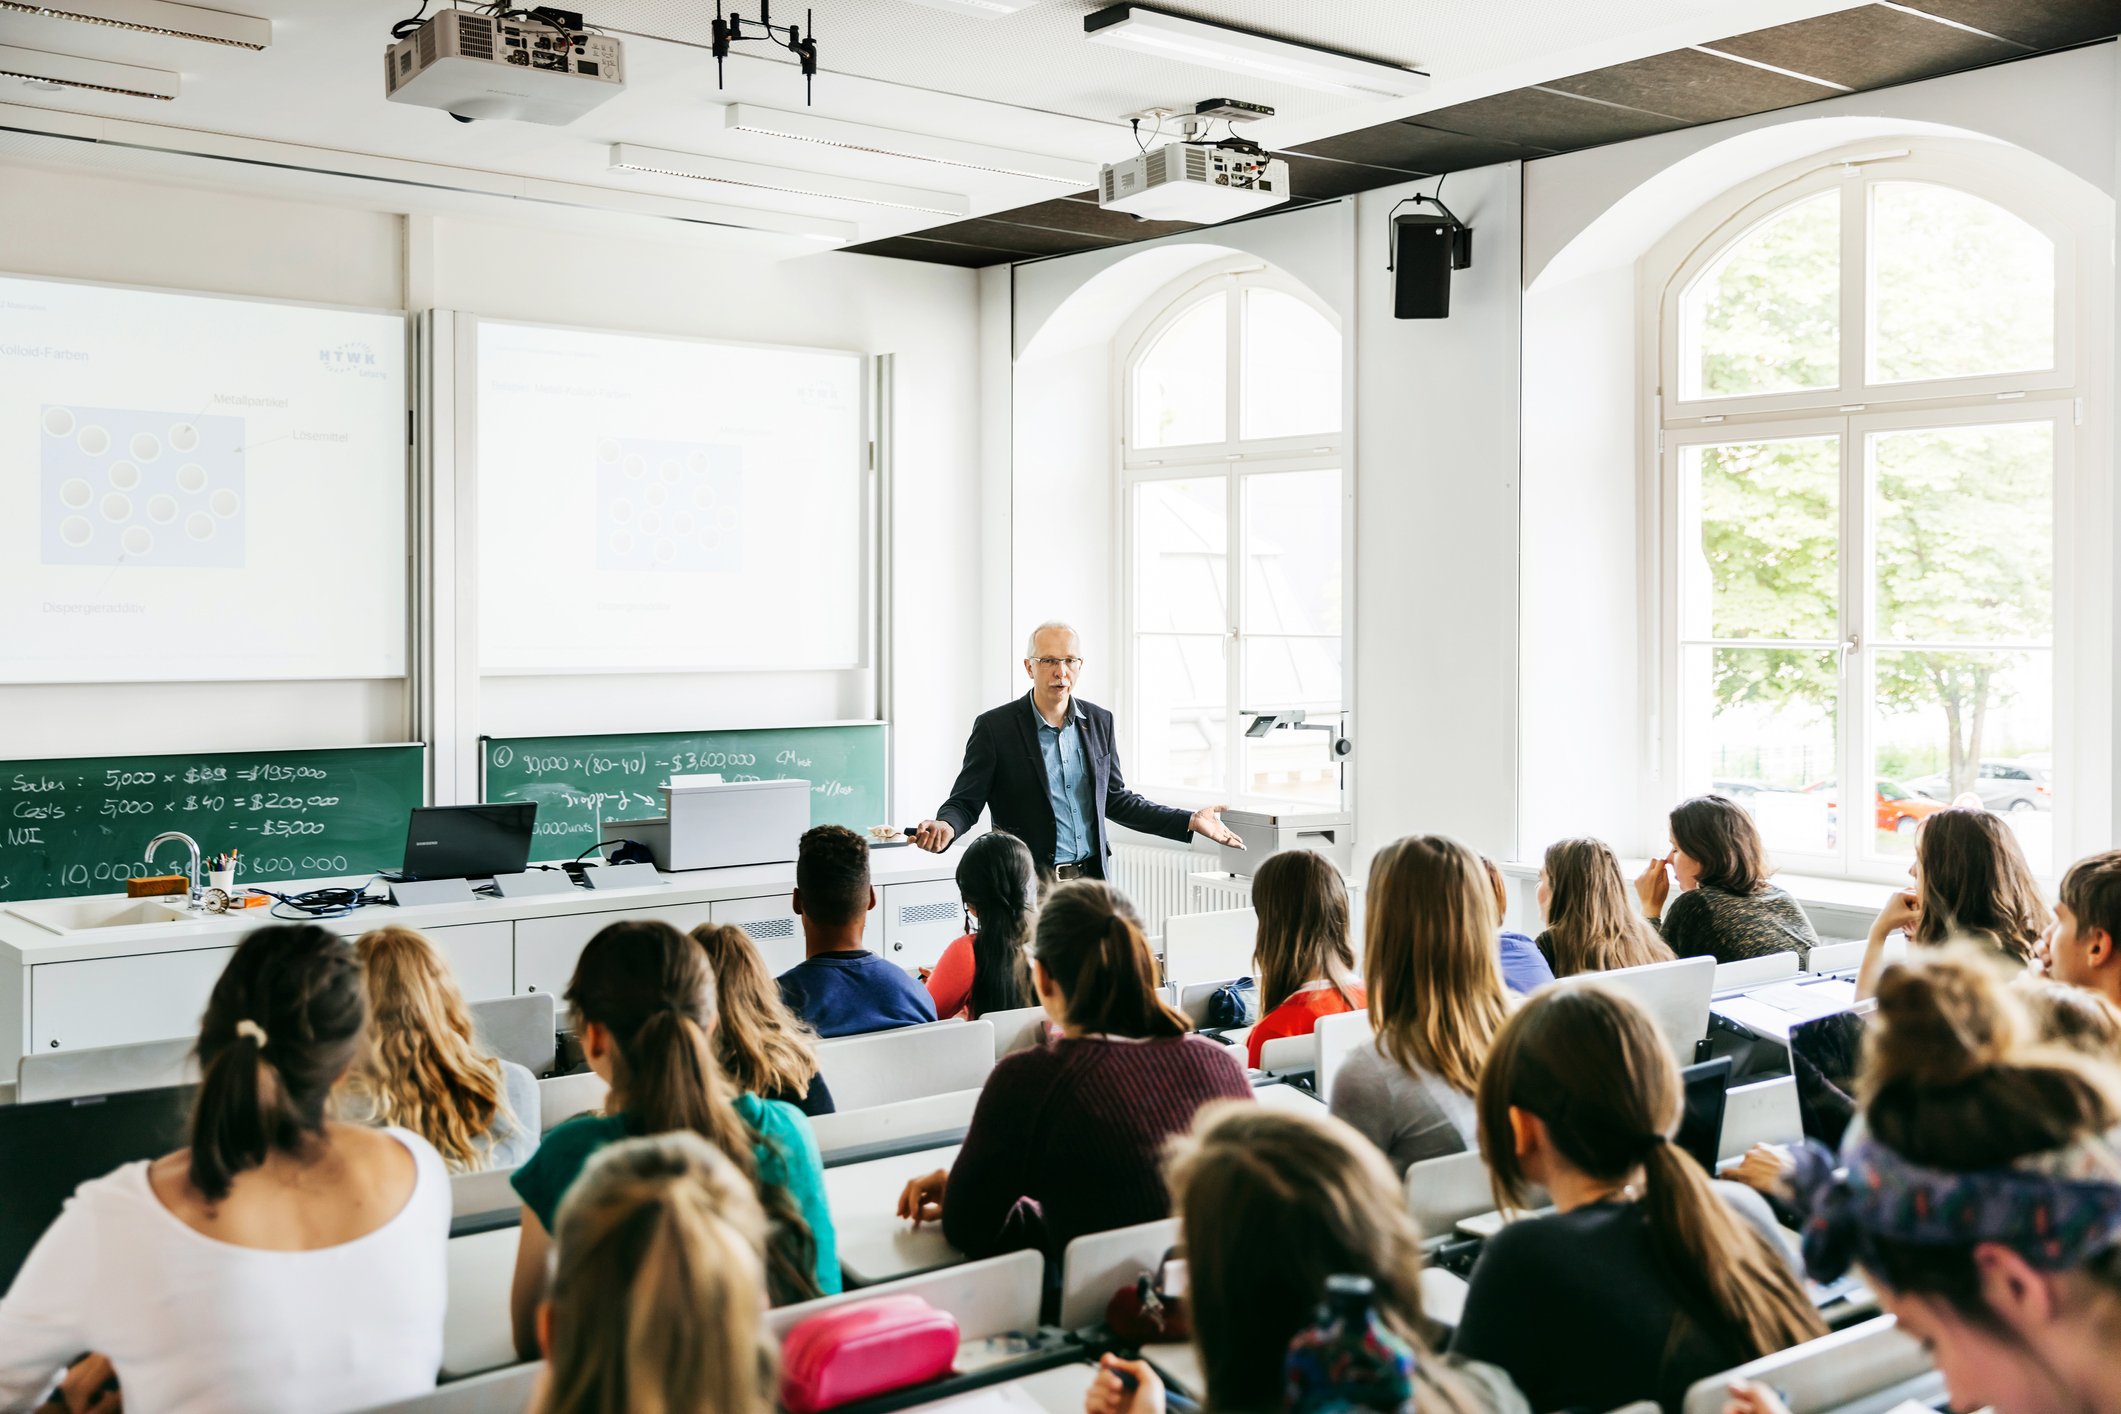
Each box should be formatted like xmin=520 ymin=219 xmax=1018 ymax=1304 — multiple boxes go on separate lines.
xmin=401 ymin=803 xmax=536 ymax=881
xmin=1676 ymin=1055 xmax=1734 ymax=1173
xmin=1789 ymin=1000 xmax=1876 ymax=1151
xmin=0 ymin=1083 xmax=196 ymax=1294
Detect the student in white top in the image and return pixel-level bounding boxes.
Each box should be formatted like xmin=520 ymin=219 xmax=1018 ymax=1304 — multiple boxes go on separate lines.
xmin=0 ymin=924 xmax=451 ymax=1414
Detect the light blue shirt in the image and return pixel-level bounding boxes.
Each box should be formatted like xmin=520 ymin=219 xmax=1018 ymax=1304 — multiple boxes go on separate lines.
xmin=1036 ymin=704 xmax=1098 ymax=866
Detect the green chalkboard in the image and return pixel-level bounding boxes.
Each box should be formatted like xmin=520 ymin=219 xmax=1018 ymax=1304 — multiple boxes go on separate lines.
xmin=482 ymin=724 xmax=888 ymax=863
xmin=0 ymin=744 xmax=426 ymax=903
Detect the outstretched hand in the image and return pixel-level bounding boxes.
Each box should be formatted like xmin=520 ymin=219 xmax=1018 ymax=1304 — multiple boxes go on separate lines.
xmin=1189 ymin=805 xmax=1243 ymax=848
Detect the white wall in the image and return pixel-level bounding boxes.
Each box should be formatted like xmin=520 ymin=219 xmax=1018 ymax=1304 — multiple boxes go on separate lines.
xmin=1010 ymin=341 xmax=1113 ymax=672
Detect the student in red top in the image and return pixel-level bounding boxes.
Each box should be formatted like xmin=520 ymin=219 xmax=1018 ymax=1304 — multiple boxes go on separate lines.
xmin=1245 ymin=849 xmax=1364 ymax=1070
xmin=925 ymin=831 xmax=1040 ymax=1021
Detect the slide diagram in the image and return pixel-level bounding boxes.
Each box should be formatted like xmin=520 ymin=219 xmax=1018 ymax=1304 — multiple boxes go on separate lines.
xmin=597 ymin=437 xmax=741 ymax=573
xmin=41 ymin=404 xmax=246 ymax=568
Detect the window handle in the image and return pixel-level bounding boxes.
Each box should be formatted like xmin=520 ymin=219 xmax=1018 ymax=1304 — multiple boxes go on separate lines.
xmin=1840 ymin=633 xmax=1861 ymax=661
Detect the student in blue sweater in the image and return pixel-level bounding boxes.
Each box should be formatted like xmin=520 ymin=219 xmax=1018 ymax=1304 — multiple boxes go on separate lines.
xmin=778 ymin=824 xmax=937 ymax=1038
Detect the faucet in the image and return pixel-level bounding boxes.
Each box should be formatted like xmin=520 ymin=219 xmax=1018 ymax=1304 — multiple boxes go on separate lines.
xmin=144 ymin=831 xmax=204 ymax=906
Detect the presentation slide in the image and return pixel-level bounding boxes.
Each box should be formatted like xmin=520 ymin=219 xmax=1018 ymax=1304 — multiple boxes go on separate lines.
xmin=0 ymin=275 xmax=407 ymax=683
xmin=476 ymin=320 xmax=865 ymax=673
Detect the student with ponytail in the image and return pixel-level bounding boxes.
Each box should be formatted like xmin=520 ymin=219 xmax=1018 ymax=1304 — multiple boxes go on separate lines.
xmin=508 ymin=919 xmax=837 ymax=1360
xmin=924 ymin=830 xmax=1040 ymax=1021
xmin=1451 ymin=985 xmax=1824 ymax=1413
xmin=895 ymin=880 xmax=1252 ymax=1262
xmin=534 ymin=1132 xmax=776 ymax=1414
xmin=0 ymin=925 xmax=451 ymax=1414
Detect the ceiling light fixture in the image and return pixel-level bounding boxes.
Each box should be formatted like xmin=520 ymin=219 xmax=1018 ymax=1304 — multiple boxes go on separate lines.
xmin=610 ymin=143 xmax=970 ymax=216
xmin=723 ymin=104 xmax=1095 ymax=186
xmin=900 ymin=0 xmax=1040 ymax=16
xmin=1082 ymin=5 xmax=1426 ymax=99
xmin=0 ymin=0 xmax=268 ymax=50
xmin=0 ymin=42 xmax=177 ymax=97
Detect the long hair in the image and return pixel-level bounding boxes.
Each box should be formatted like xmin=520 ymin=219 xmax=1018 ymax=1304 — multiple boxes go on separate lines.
xmin=1251 ymin=849 xmax=1358 ymax=1014
xmin=566 ymin=919 xmax=821 ymax=1303
xmin=190 ymin=924 xmax=367 ymax=1204
xmin=1477 ymin=986 xmax=1825 ymax=1360
xmin=955 ymin=831 xmax=1039 ymax=1018
xmin=1032 ymin=881 xmax=1188 ymax=1038
xmin=1171 ymin=1102 xmax=1480 ymax=1414
xmin=689 ymin=924 xmax=822 ymax=1101
xmin=343 ymin=926 xmax=508 ymax=1172
xmin=1541 ymin=838 xmax=1675 ymax=978
xmin=539 ymin=1132 xmax=776 ymax=1414
xmin=1362 ymin=835 xmax=1510 ymax=1097
xmin=1670 ymin=795 xmax=1769 ymax=895
xmin=1912 ymin=808 xmax=2049 ymax=964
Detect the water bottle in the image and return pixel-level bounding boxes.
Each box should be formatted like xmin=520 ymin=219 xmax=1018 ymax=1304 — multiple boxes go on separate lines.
xmin=1282 ymin=1274 xmax=1418 ymax=1414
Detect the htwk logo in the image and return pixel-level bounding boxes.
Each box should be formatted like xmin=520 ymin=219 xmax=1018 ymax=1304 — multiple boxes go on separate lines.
xmin=319 ymin=341 xmax=385 ymax=379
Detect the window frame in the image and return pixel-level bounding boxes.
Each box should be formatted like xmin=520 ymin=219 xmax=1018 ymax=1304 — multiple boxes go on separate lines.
xmin=1648 ymin=139 xmax=2106 ymax=884
xmin=1117 ymin=265 xmax=1349 ymax=813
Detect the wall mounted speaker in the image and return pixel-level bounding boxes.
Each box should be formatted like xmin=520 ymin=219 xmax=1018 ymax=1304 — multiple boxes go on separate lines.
xmin=1392 ymin=214 xmax=1459 ymax=319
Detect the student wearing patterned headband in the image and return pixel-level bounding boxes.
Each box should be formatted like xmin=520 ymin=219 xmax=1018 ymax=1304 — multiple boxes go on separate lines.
xmin=1733 ymin=952 xmax=2121 ymax=1414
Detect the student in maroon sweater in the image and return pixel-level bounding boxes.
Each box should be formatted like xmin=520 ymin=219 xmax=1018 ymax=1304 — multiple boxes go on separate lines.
xmin=895 ymin=880 xmax=1253 ymax=1261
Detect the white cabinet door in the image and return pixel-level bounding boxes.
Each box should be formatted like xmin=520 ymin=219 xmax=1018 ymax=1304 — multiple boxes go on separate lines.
xmin=428 ymin=921 xmax=514 ymax=1001
xmin=881 ymin=880 xmax=965 ymax=972
xmin=31 ymin=946 xmax=237 ymax=1054
xmin=513 ymin=903 xmax=718 ymax=1002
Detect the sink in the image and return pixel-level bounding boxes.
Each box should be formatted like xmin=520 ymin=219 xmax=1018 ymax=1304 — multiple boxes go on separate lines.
xmin=7 ymin=897 xmax=205 ymax=934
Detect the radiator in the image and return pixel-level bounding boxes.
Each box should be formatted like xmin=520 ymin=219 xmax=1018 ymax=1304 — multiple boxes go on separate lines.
xmin=1108 ymin=841 xmax=1241 ymax=938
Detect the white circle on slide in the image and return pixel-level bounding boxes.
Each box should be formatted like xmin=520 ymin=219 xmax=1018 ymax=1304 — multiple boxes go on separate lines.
xmin=610 ymin=499 xmax=634 ymax=525
xmin=716 ymin=506 xmax=739 ymax=531
xmin=177 ymin=464 xmax=208 ymax=494
xmin=78 ymin=426 xmax=109 ymax=456
xmin=130 ymin=432 xmax=161 ymax=463
xmin=639 ymin=511 xmax=663 ymax=536
xmin=687 ymin=449 xmax=710 ymax=475
xmin=121 ymin=526 xmax=153 ymax=557
xmin=597 ymin=439 xmax=619 ymax=465
xmin=622 ymin=454 xmax=645 ymax=481
xmin=60 ymin=516 xmax=92 ymax=547
xmin=644 ymin=483 xmax=667 ymax=509
xmin=653 ymin=539 xmax=676 ymax=565
xmin=692 ymin=483 xmax=716 ymax=509
xmin=100 ymin=493 xmax=132 ymax=523
xmin=658 ymin=459 xmax=681 ymax=484
xmin=60 ymin=478 xmax=93 ymax=509
xmin=210 ymin=489 xmax=240 ymax=518
xmin=107 ymin=461 xmax=140 ymax=490
xmin=185 ymin=512 xmax=214 ymax=541
xmin=610 ymin=530 xmax=635 ymax=557
xmin=43 ymin=408 xmax=75 ymax=438
xmin=147 ymin=494 xmax=178 ymax=524
xmin=671 ymin=510 xmax=696 ymax=537
xmin=168 ymin=422 xmax=199 ymax=452
xmin=701 ymin=530 xmax=721 ymax=552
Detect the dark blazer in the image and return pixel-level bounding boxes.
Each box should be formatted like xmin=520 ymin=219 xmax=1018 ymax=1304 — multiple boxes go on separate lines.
xmin=935 ymin=692 xmax=1194 ymax=873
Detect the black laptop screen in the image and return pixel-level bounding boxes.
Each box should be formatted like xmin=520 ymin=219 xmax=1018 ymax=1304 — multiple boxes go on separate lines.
xmin=1789 ymin=1002 xmax=1875 ymax=1151
xmin=401 ymin=802 xmax=536 ymax=881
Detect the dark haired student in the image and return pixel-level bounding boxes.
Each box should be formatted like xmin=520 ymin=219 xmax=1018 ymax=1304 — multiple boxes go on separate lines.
xmin=895 ymin=880 xmax=1252 ymax=1262
xmin=1635 ymin=794 xmax=1820 ymax=964
xmin=925 ymin=830 xmax=1040 ymax=1021
xmin=0 ymin=925 xmax=451 ymax=1414
xmin=777 ymin=824 xmax=936 ymax=1038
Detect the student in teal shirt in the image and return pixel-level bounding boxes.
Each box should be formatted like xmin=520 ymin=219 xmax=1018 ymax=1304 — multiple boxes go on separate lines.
xmin=508 ymin=920 xmax=839 ymax=1359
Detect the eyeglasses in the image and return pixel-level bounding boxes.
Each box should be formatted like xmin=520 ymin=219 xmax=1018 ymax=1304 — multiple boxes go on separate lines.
xmin=1030 ymin=657 xmax=1084 ymax=670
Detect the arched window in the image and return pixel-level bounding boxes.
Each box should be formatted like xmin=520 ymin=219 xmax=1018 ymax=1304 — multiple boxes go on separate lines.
xmin=1123 ymin=271 xmax=1346 ymax=807
xmin=1655 ymin=145 xmax=2095 ymax=879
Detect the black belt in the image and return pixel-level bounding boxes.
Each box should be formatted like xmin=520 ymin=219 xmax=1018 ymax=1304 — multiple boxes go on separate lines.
xmin=1054 ymin=859 xmax=1093 ymax=881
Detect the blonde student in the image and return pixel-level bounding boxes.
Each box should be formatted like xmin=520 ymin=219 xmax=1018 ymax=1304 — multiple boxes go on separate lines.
xmin=1329 ymin=834 xmax=1511 ymax=1177
xmin=1536 ymin=837 xmax=1674 ymax=978
xmin=533 ymin=1132 xmax=775 ymax=1414
xmin=340 ymin=925 xmax=539 ymax=1172
xmin=1246 ymin=849 xmax=1364 ymax=1071
xmin=692 ymin=922 xmax=834 ymax=1116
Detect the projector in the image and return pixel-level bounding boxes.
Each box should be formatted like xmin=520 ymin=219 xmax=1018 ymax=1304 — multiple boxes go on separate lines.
xmin=385 ymin=9 xmax=624 ymax=125
xmin=1098 ymin=141 xmax=1289 ymax=224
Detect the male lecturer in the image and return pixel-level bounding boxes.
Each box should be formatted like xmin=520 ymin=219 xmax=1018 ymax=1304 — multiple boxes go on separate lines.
xmin=913 ymin=622 xmax=1243 ymax=880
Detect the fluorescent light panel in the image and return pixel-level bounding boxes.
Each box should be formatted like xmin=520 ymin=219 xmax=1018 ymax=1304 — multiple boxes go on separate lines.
xmin=0 ymin=0 xmax=269 ymax=50
xmin=611 ymin=143 xmax=970 ymax=216
xmin=1082 ymin=5 xmax=1426 ymax=99
xmin=0 ymin=42 xmax=176 ymax=97
xmin=900 ymin=0 xmax=1040 ymax=15
xmin=724 ymin=104 xmax=1094 ymax=186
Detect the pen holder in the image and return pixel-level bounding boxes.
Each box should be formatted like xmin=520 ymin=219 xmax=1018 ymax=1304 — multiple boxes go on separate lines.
xmin=208 ymin=868 xmax=236 ymax=892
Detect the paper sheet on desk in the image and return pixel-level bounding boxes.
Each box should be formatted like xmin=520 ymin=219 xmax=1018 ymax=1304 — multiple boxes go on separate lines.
xmin=1743 ymin=978 xmax=1857 ymax=1014
xmin=915 ymin=1382 xmax=1058 ymax=1414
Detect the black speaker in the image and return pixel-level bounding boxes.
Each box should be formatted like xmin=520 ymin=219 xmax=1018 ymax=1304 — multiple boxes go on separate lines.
xmin=1392 ymin=214 xmax=1458 ymax=319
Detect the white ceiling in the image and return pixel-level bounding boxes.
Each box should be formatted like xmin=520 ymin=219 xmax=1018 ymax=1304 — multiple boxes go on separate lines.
xmin=0 ymin=0 xmax=1872 ymax=245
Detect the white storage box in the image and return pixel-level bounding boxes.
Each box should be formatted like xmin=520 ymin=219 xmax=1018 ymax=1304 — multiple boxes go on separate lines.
xmin=602 ymin=775 xmax=811 ymax=871
xmin=1217 ymin=808 xmax=1352 ymax=877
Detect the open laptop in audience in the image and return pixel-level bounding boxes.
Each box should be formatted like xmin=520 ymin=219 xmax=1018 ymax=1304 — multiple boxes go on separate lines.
xmin=1789 ymin=1001 xmax=1875 ymax=1152
xmin=0 ymin=1083 xmax=194 ymax=1294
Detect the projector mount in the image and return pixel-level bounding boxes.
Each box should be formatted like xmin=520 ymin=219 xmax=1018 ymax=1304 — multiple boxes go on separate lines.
xmin=712 ymin=0 xmax=819 ymax=105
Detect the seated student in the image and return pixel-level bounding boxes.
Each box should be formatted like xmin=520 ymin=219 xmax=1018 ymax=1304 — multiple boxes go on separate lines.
xmin=925 ymin=830 xmax=1040 ymax=1021
xmin=1330 ymin=835 xmax=1511 ymax=1177
xmin=1086 ymin=1103 xmax=1528 ymax=1414
xmin=1728 ymin=956 xmax=2121 ymax=1414
xmin=2043 ymin=848 xmax=2121 ymax=1010
xmin=777 ymin=824 xmax=936 ymax=1038
xmin=0 ymin=924 xmax=450 ymax=1414
xmin=894 ymin=880 xmax=1252 ymax=1262
xmin=510 ymin=919 xmax=837 ymax=1359
xmin=1451 ymin=985 xmax=1824 ymax=1414
xmin=1536 ymin=837 xmax=1675 ymax=978
xmin=1246 ymin=848 xmax=1365 ymax=1070
xmin=1636 ymin=795 xmax=1820 ymax=965
xmin=1482 ymin=855 xmax=1555 ymax=995
xmin=692 ymin=922 xmax=835 ymax=1117
xmin=533 ymin=1133 xmax=773 ymax=1414
xmin=1856 ymin=806 xmax=2047 ymax=1000
xmin=338 ymin=924 xmax=539 ymax=1173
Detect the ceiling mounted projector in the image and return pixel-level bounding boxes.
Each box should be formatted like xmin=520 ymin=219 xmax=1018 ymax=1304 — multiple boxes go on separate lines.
xmin=385 ymin=8 xmax=623 ymax=125
xmin=1099 ymin=140 xmax=1289 ymax=223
